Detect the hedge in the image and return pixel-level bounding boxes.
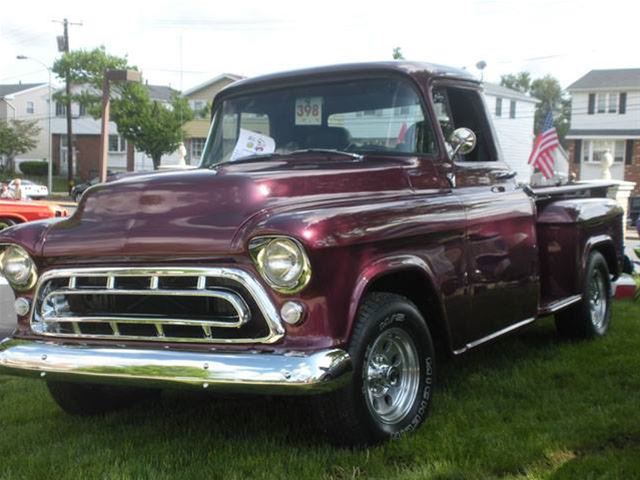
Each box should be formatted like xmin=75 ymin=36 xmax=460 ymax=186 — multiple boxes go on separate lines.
xmin=19 ymin=161 xmax=57 ymax=176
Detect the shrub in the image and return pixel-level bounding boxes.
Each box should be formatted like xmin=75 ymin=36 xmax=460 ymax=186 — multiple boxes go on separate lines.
xmin=19 ymin=161 xmax=57 ymax=176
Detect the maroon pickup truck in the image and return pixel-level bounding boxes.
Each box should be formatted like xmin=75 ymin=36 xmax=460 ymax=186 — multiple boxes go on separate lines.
xmin=0 ymin=62 xmax=625 ymax=446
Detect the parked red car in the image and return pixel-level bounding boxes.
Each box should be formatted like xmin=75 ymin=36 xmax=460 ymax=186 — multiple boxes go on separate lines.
xmin=0 ymin=199 xmax=68 ymax=230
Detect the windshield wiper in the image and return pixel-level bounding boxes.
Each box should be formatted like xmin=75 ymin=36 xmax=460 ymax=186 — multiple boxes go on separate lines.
xmin=211 ymin=148 xmax=363 ymax=168
xmin=211 ymin=152 xmax=281 ymax=168
xmin=289 ymin=149 xmax=363 ymax=160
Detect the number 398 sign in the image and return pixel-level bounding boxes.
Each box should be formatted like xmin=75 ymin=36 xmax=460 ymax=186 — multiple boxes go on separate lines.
xmin=295 ymin=97 xmax=322 ymax=125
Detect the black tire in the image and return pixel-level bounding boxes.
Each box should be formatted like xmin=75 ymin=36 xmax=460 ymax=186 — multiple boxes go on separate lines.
xmin=314 ymin=292 xmax=435 ymax=446
xmin=47 ymin=381 xmax=160 ymax=416
xmin=555 ymin=251 xmax=612 ymax=339
xmin=0 ymin=218 xmax=16 ymax=231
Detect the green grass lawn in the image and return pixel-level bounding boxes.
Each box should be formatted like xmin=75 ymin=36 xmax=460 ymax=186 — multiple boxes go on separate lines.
xmin=1 ymin=302 xmax=639 ymax=480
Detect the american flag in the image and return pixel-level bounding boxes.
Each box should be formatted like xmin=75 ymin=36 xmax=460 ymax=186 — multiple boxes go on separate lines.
xmin=528 ymin=110 xmax=559 ymax=179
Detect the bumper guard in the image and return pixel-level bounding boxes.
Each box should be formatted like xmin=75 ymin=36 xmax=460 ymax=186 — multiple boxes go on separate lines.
xmin=0 ymin=338 xmax=352 ymax=394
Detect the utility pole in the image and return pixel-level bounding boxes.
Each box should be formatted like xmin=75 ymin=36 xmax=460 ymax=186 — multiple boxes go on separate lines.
xmin=54 ymin=18 xmax=82 ymax=192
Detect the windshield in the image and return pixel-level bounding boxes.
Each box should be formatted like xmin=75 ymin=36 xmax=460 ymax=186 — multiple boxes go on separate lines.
xmin=201 ymin=77 xmax=437 ymax=166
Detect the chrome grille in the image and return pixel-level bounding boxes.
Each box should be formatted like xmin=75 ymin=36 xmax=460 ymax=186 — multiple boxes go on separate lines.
xmin=31 ymin=267 xmax=284 ymax=344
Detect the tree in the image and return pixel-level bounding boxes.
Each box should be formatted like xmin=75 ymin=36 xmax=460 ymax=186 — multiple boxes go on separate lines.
xmin=500 ymin=71 xmax=570 ymax=144
xmin=52 ymin=46 xmax=194 ymax=169
xmin=111 ymin=84 xmax=193 ymax=169
xmin=0 ymin=120 xmax=41 ymax=173
xmin=392 ymin=47 xmax=405 ymax=60
xmin=499 ymin=72 xmax=531 ymax=94
xmin=52 ymin=46 xmax=130 ymax=118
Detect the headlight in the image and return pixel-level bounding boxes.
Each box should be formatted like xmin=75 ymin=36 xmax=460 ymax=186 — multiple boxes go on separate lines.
xmin=250 ymin=236 xmax=311 ymax=293
xmin=0 ymin=245 xmax=38 ymax=290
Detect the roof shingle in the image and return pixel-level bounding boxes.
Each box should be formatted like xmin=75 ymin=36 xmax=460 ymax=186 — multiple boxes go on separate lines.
xmin=0 ymin=83 xmax=46 ymax=97
xmin=568 ymin=69 xmax=640 ymax=90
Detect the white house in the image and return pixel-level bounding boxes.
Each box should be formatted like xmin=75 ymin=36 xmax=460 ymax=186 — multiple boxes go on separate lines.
xmin=566 ymin=69 xmax=640 ymax=189
xmin=0 ymin=82 xmax=53 ymax=168
xmin=482 ymin=83 xmax=541 ymax=183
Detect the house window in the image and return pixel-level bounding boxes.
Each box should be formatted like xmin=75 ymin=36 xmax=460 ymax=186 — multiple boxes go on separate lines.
xmin=594 ymin=92 xmax=620 ymax=114
xmin=108 ymin=135 xmax=126 ymax=153
xmin=608 ymin=93 xmax=618 ymax=113
xmin=26 ymin=101 xmax=35 ymax=114
xmin=597 ymin=94 xmax=606 ymax=113
xmin=495 ymin=97 xmax=502 ymax=117
xmin=509 ymin=100 xmax=516 ymax=119
xmin=582 ymin=139 xmax=625 ymax=163
xmin=79 ymin=103 xmax=87 ymax=117
xmin=55 ymin=102 xmax=67 ymax=117
xmin=190 ymin=138 xmax=206 ymax=161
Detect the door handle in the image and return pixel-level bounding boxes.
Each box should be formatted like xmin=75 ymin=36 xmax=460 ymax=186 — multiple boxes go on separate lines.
xmin=495 ymin=170 xmax=517 ymax=180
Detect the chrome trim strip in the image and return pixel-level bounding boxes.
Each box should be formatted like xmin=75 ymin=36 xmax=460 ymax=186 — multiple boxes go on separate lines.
xmin=453 ymin=317 xmax=536 ymax=355
xmin=0 ymin=340 xmax=352 ymax=395
xmin=30 ymin=267 xmax=286 ymax=344
xmin=40 ymin=288 xmax=250 ymax=328
xmin=538 ymin=294 xmax=582 ymax=315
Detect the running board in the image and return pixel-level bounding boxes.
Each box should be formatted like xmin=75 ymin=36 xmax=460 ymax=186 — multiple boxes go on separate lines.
xmin=453 ymin=317 xmax=536 ymax=355
xmin=538 ymin=294 xmax=582 ymax=316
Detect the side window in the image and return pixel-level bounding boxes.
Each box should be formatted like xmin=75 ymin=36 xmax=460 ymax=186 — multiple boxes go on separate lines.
xmin=432 ymin=86 xmax=498 ymax=163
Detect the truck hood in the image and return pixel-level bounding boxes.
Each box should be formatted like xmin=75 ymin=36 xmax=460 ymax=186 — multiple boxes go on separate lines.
xmin=42 ymin=156 xmax=414 ymax=260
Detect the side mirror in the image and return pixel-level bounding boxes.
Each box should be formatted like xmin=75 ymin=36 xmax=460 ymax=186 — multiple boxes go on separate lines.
xmin=449 ymin=128 xmax=476 ymax=158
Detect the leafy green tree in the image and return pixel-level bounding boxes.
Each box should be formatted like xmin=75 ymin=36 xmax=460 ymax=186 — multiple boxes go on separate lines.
xmin=52 ymin=46 xmax=194 ymax=169
xmin=0 ymin=120 xmax=41 ymax=173
xmin=499 ymin=72 xmax=531 ymax=93
xmin=111 ymin=84 xmax=193 ymax=169
xmin=392 ymin=47 xmax=405 ymax=60
xmin=52 ymin=46 xmax=130 ymax=117
xmin=500 ymin=71 xmax=570 ymax=144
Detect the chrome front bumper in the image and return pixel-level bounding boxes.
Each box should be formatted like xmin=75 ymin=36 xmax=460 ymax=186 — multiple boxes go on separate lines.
xmin=0 ymin=339 xmax=352 ymax=394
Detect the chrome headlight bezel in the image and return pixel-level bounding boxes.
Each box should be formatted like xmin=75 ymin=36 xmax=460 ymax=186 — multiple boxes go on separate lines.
xmin=249 ymin=236 xmax=311 ymax=294
xmin=0 ymin=245 xmax=38 ymax=291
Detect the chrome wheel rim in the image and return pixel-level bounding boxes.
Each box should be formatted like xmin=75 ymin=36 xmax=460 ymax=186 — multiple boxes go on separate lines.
xmin=589 ymin=269 xmax=607 ymax=330
xmin=364 ymin=327 xmax=420 ymax=425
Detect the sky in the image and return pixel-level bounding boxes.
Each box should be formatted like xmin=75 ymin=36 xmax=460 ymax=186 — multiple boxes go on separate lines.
xmin=1 ymin=0 xmax=639 ymax=92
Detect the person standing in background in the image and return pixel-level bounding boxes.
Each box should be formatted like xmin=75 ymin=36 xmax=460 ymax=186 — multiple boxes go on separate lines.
xmin=12 ymin=179 xmax=25 ymax=201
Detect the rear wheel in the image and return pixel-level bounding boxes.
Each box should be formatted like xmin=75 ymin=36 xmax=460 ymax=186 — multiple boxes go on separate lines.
xmin=47 ymin=381 xmax=159 ymax=415
xmin=0 ymin=218 xmax=16 ymax=231
xmin=555 ymin=251 xmax=612 ymax=339
xmin=314 ymin=292 xmax=435 ymax=446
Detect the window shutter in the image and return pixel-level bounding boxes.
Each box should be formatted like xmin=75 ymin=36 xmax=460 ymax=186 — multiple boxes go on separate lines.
xmin=574 ymin=140 xmax=582 ymax=164
xmin=626 ymin=140 xmax=634 ymax=165
xmin=588 ymin=94 xmax=595 ymax=114
xmin=620 ymin=93 xmax=627 ymax=114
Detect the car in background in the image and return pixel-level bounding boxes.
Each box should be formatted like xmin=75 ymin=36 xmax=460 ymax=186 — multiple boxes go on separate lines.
xmin=0 ymin=200 xmax=68 ymax=231
xmin=70 ymin=171 xmax=121 ymax=202
xmin=8 ymin=179 xmax=48 ymax=199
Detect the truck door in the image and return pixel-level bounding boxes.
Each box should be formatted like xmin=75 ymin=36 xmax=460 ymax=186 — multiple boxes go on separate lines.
xmin=432 ymin=84 xmax=538 ymax=347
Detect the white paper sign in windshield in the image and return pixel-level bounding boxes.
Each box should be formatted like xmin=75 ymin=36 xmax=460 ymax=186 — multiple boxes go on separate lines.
xmin=295 ymin=97 xmax=322 ymax=125
xmin=229 ymin=129 xmax=276 ymax=161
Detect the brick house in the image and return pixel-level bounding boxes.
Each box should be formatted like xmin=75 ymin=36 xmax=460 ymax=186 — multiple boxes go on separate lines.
xmin=566 ymin=69 xmax=640 ymax=192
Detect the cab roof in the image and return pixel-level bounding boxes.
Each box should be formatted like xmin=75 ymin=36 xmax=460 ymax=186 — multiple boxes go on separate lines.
xmin=220 ymin=61 xmax=478 ymax=97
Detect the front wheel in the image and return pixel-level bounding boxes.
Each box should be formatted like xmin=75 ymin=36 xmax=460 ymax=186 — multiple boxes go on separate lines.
xmin=314 ymin=292 xmax=435 ymax=446
xmin=555 ymin=251 xmax=612 ymax=339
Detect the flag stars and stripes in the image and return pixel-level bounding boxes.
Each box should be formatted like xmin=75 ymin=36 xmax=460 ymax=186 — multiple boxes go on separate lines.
xmin=528 ymin=110 xmax=560 ymax=179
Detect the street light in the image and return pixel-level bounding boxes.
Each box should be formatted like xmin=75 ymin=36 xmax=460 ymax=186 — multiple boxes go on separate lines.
xmin=16 ymin=55 xmax=53 ymax=194
xmin=99 ymin=69 xmax=141 ymax=182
